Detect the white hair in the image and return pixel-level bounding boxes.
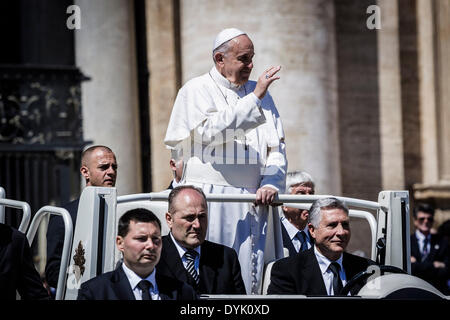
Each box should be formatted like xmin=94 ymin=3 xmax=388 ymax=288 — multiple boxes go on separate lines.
xmin=308 ymin=197 xmax=349 ymax=228
xmin=212 ymin=38 xmax=237 ymax=63
xmin=286 ymin=171 xmax=315 ymax=193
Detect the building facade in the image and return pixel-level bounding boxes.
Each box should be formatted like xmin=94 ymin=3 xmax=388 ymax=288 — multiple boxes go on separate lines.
xmin=1 ymin=0 xmax=449 ymax=266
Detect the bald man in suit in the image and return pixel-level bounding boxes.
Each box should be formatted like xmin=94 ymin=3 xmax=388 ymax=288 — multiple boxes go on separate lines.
xmin=157 ymin=185 xmax=246 ymax=294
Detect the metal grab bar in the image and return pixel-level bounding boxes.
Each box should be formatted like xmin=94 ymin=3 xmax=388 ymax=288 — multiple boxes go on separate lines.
xmin=0 ymin=198 xmax=32 ymax=233
xmin=118 ymin=192 xmax=381 ymax=211
xmin=0 ymin=186 xmax=5 ymax=224
xmin=26 ymin=206 xmax=73 ymax=301
xmin=118 ymin=192 xmax=379 ymax=260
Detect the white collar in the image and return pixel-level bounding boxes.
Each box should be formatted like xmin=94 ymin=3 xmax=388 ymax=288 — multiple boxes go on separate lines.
xmin=281 ymin=215 xmax=309 ymax=241
xmin=121 ymin=262 xmax=157 ymax=291
xmin=415 ymin=230 xmax=430 ymax=241
xmin=169 ymin=232 xmax=201 ymax=259
xmin=314 ymin=245 xmax=343 ymax=275
xmin=171 ymin=179 xmax=182 ymax=189
xmin=210 ymin=66 xmax=245 ymax=91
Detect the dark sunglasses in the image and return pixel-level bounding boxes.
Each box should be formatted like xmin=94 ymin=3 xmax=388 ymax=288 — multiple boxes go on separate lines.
xmin=417 ymin=217 xmax=434 ymax=223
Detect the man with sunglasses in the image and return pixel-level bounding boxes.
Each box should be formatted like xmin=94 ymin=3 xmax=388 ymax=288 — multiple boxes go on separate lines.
xmin=410 ymin=203 xmax=450 ymax=294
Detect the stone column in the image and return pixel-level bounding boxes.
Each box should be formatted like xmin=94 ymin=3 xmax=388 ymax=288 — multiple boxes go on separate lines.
xmin=434 ymin=0 xmax=450 ymax=182
xmin=414 ymin=0 xmax=450 ymax=226
xmin=416 ymin=0 xmax=439 ymax=185
xmin=180 ymin=0 xmax=340 ymax=194
xmin=75 ymin=0 xmax=142 ymax=195
xmin=377 ymin=0 xmax=405 ymax=189
xmin=146 ymin=0 xmax=180 ymax=191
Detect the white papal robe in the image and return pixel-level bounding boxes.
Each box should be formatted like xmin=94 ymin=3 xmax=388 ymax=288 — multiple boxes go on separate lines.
xmin=164 ymin=66 xmax=287 ymax=294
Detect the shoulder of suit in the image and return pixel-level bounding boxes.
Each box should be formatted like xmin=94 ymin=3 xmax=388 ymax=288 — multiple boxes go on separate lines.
xmin=202 ymin=240 xmax=233 ymax=252
xmin=343 ymin=251 xmax=376 ymax=265
xmin=80 ymin=270 xmax=116 ymax=287
xmin=0 ymin=223 xmax=14 ymax=243
xmin=274 ymin=252 xmax=304 ymax=268
xmin=157 ymin=272 xmax=187 ymax=290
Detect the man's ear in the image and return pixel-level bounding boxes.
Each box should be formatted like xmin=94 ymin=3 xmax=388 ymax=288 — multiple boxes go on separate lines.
xmin=308 ymin=223 xmax=316 ymax=239
xmin=80 ymin=165 xmax=89 ymax=180
xmin=165 ymin=212 xmax=173 ymax=229
xmin=301 ymin=211 xmax=309 ymax=221
xmin=214 ymin=52 xmax=225 ymax=65
xmin=169 ymin=159 xmax=176 ymax=170
xmin=116 ymin=236 xmax=124 ymax=252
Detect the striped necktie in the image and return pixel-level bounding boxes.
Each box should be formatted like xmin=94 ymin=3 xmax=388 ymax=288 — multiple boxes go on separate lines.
xmin=422 ymin=237 xmax=429 ymax=261
xmin=185 ymin=249 xmax=200 ymax=285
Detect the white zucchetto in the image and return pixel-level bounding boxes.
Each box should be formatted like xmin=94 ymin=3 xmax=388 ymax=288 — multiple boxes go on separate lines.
xmin=213 ymin=28 xmax=246 ymax=52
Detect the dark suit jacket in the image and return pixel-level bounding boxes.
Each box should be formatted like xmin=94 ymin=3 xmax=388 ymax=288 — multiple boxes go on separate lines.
xmin=77 ymin=266 xmax=197 ymax=300
xmin=410 ymin=233 xmax=450 ymax=294
xmin=281 ymin=223 xmax=313 ymax=257
xmin=156 ymin=235 xmax=246 ymax=294
xmin=45 ymin=198 xmax=79 ymax=288
xmin=0 ymin=224 xmax=50 ymax=300
xmin=267 ymin=247 xmax=376 ymax=296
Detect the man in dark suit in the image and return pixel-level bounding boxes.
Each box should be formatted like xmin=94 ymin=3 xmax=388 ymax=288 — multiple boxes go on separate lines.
xmin=46 ymin=145 xmax=118 ymax=290
xmin=77 ymin=208 xmax=197 ymax=300
xmin=280 ymin=171 xmax=315 ymax=256
xmin=268 ymin=197 xmax=376 ymax=296
xmin=157 ymin=185 xmax=246 ymax=294
xmin=410 ymin=203 xmax=449 ymax=294
xmin=0 ymin=223 xmax=50 ymax=300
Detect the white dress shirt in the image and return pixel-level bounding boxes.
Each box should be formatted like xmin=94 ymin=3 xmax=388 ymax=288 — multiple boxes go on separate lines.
xmin=313 ymin=246 xmax=347 ymax=295
xmin=280 ymin=216 xmax=312 ymax=252
xmin=415 ymin=230 xmax=431 ymax=257
xmin=121 ymin=263 xmax=161 ymax=300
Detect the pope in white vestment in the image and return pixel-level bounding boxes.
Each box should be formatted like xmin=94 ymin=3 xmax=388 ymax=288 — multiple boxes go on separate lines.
xmin=164 ymin=28 xmax=287 ymax=294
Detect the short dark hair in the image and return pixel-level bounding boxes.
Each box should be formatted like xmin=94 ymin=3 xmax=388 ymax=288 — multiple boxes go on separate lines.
xmin=81 ymin=145 xmax=115 ymax=166
xmin=413 ymin=203 xmax=435 ymax=219
xmin=118 ymin=208 xmax=161 ymax=237
xmin=168 ymin=185 xmax=207 ymax=214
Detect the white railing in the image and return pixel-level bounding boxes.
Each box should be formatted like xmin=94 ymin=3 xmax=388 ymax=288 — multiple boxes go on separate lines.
xmin=118 ymin=192 xmax=381 ymax=208
xmin=0 ymin=197 xmax=32 ymax=233
xmin=118 ymin=192 xmax=380 ymax=260
xmin=26 ymin=206 xmax=73 ymax=301
xmin=0 ymin=186 xmax=5 ymax=224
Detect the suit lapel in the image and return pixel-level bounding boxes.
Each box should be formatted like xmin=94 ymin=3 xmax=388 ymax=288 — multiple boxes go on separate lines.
xmin=112 ymin=267 xmax=136 ymax=300
xmin=156 ymin=273 xmax=176 ymax=300
xmin=280 ymin=223 xmax=297 ymax=256
xmin=301 ymin=249 xmax=327 ymax=295
xmin=162 ymin=236 xmax=189 ymax=282
xmin=428 ymin=234 xmax=440 ymax=259
xmin=410 ymin=234 xmax=421 ymax=258
xmin=342 ymin=252 xmax=360 ymax=280
xmin=199 ymin=241 xmax=217 ymax=293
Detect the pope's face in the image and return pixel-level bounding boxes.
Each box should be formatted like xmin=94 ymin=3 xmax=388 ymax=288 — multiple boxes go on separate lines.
xmin=309 ymin=208 xmax=351 ymax=261
xmin=221 ymin=35 xmax=254 ymax=85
